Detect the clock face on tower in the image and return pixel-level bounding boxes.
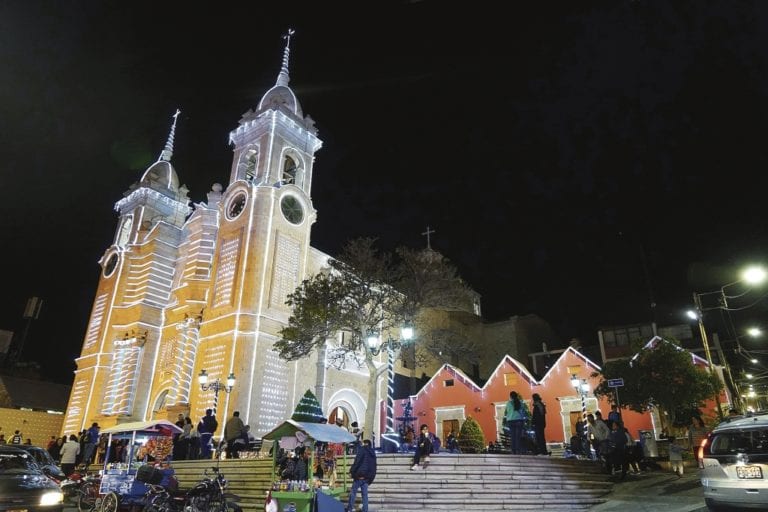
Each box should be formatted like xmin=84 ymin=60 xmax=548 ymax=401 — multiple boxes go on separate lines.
xmin=226 ymin=191 xmax=247 ymax=220
xmin=280 ymin=195 xmax=304 ymax=225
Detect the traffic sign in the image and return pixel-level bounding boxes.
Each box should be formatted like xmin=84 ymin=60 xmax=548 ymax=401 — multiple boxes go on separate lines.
xmin=607 ymin=378 xmax=624 ymax=387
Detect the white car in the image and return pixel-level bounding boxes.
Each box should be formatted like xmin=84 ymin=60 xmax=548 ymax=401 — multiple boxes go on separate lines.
xmin=700 ymin=412 xmax=768 ymax=510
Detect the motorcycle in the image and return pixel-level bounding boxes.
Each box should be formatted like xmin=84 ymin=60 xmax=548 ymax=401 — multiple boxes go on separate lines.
xmin=186 ymin=467 xmax=241 ymax=512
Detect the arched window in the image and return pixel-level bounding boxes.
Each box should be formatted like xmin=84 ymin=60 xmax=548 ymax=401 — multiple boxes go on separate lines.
xmin=152 ymin=390 xmax=170 ymax=418
xmin=117 ymin=216 xmax=133 ymax=247
xmin=238 ymin=148 xmax=259 ymax=182
xmin=282 ymin=155 xmax=298 ymax=185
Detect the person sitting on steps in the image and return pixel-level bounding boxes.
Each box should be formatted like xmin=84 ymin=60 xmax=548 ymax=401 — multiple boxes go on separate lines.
xmin=410 ymin=424 xmax=433 ymax=470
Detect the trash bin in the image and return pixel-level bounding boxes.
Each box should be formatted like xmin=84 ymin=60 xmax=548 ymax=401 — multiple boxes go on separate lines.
xmin=639 ymin=430 xmax=658 ymax=458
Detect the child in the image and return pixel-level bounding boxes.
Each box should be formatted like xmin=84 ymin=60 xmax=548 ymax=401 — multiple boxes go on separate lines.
xmin=668 ymin=436 xmax=685 ymax=477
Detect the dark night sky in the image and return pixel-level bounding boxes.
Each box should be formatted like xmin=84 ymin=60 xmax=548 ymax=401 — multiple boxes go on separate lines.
xmin=2 ymin=1 xmax=768 ymax=384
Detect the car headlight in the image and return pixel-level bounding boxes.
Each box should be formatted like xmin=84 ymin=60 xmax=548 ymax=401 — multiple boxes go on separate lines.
xmin=39 ymin=491 xmax=64 ymax=506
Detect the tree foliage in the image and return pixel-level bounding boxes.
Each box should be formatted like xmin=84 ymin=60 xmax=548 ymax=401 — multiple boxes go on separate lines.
xmin=275 ymin=237 xmax=475 ymax=435
xmin=593 ymin=337 xmax=723 ymax=428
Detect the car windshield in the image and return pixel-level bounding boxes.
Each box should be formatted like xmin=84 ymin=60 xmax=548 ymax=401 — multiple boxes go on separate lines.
xmin=710 ymin=429 xmax=768 ymax=455
xmin=0 ymin=452 xmax=37 ymax=473
xmin=25 ymin=448 xmax=50 ymax=466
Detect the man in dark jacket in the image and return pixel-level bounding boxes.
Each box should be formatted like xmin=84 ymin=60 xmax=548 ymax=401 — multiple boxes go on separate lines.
xmin=198 ymin=409 xmax=218 ymax=459
xmin=531 ymin=393 xmax=549 ymax=455
xmin=347 ymin=439 xmax=376 ymax=512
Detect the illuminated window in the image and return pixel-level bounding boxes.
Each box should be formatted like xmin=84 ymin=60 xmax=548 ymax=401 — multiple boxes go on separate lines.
xmin=504 ymin=373 xmax=519 ymax=386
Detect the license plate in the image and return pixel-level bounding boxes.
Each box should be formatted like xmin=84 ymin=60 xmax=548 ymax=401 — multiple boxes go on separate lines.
xmin=736 ymin=465 xmax=763 ymax=479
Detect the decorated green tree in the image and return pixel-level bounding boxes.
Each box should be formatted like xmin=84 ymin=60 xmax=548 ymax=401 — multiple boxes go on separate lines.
xmin=291 ymin=389 xmax=326 ymax=423
xmin=457 ymin=416 xmax=485 ymax=453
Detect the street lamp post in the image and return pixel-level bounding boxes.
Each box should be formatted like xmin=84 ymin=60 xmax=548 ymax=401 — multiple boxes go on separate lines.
xmin=198 ymin=369 xmax=236 ymax=417
xmin=367 ymin=325 xmax=414 ymax=452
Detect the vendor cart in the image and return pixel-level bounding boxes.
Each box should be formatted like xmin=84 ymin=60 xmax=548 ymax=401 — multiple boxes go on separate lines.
xmin=94 ymin=420 xmax=182 ymax=512
xmin=263 ymin=420 xmax=355 ymax=512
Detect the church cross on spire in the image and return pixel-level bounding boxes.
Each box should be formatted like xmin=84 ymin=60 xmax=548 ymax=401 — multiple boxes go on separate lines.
xmin=158 ymin=109 xmax=181 ymax=162
xmin=276 ymin=28 xmax=295 ymax=87
xmin=421 ymin=226 xmax=436 ymax=250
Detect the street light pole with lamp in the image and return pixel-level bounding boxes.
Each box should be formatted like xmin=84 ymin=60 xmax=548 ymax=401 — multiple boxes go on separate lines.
xmin=687 ymin=265 xmax=767 ymax=414
xmin=367 ymin=324 xmax=414 ymax=452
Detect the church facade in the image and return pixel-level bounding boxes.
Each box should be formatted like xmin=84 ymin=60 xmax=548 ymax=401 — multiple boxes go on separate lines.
xmin=62 ymin=35 xmax=379 ymax=437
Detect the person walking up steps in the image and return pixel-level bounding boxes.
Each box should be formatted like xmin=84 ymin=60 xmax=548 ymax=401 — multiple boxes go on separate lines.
xmin=410 ymin=424 xmax=433 ymax=470
xmin=347 ymin=439 xmax=376 ymax=512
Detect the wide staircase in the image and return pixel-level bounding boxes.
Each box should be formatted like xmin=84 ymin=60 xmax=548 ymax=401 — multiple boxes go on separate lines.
xmin=168 ymin=453 xmax=612 ymax=511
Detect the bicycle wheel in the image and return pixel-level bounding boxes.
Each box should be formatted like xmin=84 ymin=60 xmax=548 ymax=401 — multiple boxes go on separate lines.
xmin=77 ymin=482 xmax=99 ymax=512
xmin=100 ymin=491 xmax=120 ymax=512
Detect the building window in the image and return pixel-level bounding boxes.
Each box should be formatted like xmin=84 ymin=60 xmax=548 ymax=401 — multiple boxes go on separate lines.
xmin=603 ymin=324 xmax=655 ymax=348
xmin=444 ymin=379 xmax=454 ymax=387
xmin=504 ymin=373 xmax=518 ymax=386
xmin=282 ymin=155 xmax=298 ymax=184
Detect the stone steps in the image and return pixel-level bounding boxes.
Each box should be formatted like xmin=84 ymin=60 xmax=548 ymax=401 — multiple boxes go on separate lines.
xmin=160 ymin=452 xmax=612 ymax=511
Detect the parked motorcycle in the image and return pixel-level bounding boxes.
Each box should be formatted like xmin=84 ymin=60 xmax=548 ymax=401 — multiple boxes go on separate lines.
xmin=186 ymin=467 xmax=241 ymax=512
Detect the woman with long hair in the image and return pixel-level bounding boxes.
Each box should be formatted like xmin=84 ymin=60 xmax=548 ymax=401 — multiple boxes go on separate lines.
xmin=504 ymin=391 xmax=526 ymax=454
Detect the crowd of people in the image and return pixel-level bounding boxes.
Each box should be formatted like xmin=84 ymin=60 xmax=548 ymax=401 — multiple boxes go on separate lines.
xmin=12 ymin=407 xmax=258 ymax=474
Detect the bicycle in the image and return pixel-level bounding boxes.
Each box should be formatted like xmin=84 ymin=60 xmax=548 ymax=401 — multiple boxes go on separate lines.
xmin=76 ymin=473 xmax=103 ymax=512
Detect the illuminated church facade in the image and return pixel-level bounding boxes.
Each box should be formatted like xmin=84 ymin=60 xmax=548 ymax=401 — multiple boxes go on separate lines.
xmin=62 ymin=35 xmax=377 ymax=436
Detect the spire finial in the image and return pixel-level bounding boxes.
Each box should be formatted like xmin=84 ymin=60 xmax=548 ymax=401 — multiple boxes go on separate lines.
xmin=276 ymin=28 xmax=295 ymax=87
xmin=159 ymin=109 xmax=181 ymax=162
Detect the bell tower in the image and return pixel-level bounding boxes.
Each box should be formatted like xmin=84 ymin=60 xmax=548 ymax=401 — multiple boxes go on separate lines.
xmin=192 ymin=30 xmax=323 ymax=432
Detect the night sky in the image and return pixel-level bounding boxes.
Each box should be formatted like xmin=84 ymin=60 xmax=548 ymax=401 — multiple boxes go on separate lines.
xmin=2 ymin=1 xmax=768 ymax=385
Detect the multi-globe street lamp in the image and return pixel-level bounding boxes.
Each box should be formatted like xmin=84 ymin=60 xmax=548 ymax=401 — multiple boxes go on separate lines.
xmin=367 ymin=324 xmax=414 ymax=452
xmin=198 ymin=369 xmax=236 ymax=417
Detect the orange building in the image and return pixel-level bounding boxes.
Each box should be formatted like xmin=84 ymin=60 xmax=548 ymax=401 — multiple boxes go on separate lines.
xmin=391 ymin=340 xmax=728 ymax=447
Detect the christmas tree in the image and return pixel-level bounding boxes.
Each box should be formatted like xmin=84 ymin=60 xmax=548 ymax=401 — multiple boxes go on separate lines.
xmin=291 ymin=389 xmax=326 ymax=423
xmin=457 ymin=416 xmax=486 ymax=453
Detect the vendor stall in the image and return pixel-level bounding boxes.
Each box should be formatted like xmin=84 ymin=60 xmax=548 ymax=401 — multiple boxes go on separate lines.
xmin=96 ymin=420 xmax=181 ymax=511
xmin=263 ymin=419 xmax=355 ymax=512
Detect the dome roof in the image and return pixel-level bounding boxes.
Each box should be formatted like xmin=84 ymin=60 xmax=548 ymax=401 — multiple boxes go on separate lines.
xmin=258 ymin=84 xmax=303 ymax=117
xmin=140 ymin=160 xmax=180 ymax=192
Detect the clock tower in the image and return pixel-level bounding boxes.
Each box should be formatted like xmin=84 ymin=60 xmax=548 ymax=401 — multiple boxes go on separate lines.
xmin=191 ymin=30 xmax=323 ymax=431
